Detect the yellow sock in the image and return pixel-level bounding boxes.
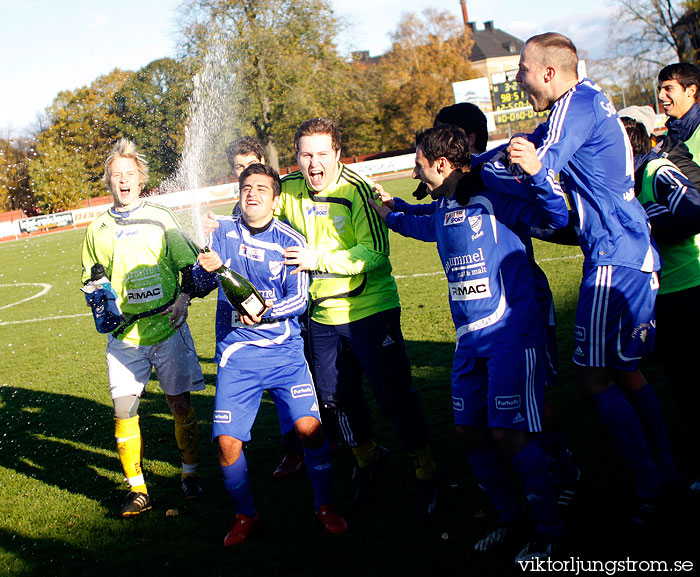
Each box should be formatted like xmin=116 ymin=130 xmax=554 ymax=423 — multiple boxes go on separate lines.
xmin=410 ymin=445 xmax=437 ymax=481
xmin=173 ymin=406 xmax=199 ymax=480
xmin=114 ymin=416 xmax=147 ymax=494
xmin=352 ymin=439 xmax=378 ymax=469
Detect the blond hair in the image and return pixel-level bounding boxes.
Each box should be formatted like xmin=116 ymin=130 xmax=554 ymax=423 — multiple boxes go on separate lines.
xmin=103 ymin=138 xmax=149 ymax=191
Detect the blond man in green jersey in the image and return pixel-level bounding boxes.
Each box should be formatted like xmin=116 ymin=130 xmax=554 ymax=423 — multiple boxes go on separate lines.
xmin=81 ymin=138 xmax=206 ymax=517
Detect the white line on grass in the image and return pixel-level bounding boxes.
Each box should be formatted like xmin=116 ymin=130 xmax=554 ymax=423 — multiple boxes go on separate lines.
xmin=395 ymin=253 xmax=582 ymax=279
xmin=538 ymin=254 xmax=583 ymax=263
xmin=0 ymin=254 xmax=583 ymax=326
xmin=0 ymin=312 xmax=92 ymax=326
xmin=395 ymin=271 xmax=446 ymax=279
xmin=0 ymin=283 xmax=52 ymax=310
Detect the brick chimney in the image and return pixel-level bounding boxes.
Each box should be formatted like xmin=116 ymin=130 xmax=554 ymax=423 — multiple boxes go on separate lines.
xmin=460 ymin=0 xmax=468 ymax=26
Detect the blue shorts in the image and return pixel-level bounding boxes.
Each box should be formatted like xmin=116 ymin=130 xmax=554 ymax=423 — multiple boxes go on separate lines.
xmin=452 ymin=344 xmax=545 ymax=432
xmin=573 ymin=265 xmax=657 ymax=370
xmin=212 ymin=357 xmax=321 ymax=442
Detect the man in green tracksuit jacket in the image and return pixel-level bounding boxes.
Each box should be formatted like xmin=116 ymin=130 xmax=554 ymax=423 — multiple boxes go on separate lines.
xmin=278 ymin=117 xmax=438 ymax=516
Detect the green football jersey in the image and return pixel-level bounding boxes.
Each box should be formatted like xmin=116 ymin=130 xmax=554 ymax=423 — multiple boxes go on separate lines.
xmin=277 ymin=163 xmax=400 ymax=325
xmin=638 ymin=157 xmax=700 ymax=295
xmin=81 ymin=202 xmax=198 ymax=345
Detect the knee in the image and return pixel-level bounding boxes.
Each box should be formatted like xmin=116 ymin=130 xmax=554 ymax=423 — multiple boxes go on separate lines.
xmin=491 ymin=428 xmax=529 ymax=457
xmin=217 ymin=435 xmax=242 ymax=467
xmin=294 ymin=416 xmax=323 ymax=447
xmin=166 ymin=392 xmax=192 ymax=415
xmin=113 ymin=395 xmax=140 ymax=420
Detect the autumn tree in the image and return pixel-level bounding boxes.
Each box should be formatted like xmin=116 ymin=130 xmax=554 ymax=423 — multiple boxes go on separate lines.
xmin=613 ymin=0 xmax=700 ymax=64
xmin=113 ymin=58 xmax=192 ymax=187
xmin=29 ymin=69 xmax=132 ymax=210
xmin=589 ymin=57 xmax=660 ymax=111
xmin=377 ymin=8 xmax=475 ymax=149
xmin=0 ymin=136 xmax=33 ymax=212
xmin=177 ymin=0 xmax=355 ymax=169
xmin=29 ymin=142 xmax=92 ymax=213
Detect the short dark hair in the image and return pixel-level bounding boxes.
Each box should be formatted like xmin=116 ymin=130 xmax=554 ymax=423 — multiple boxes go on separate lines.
xmin=658 ymin=62 xmax=700 ymax=91
xmin=621 ymin=118 xmax=652 ymax=157
xmin=294 ymin=117 xmax=341 ymax=153
xmin=415 ymin=125 xmax=471 ymax=170
xmin=238 ymin=163 xmax=281 ymax=197
xmin=434 ymin=103 xmax=488 ymax=153
xmin=526 ymin=32 xmax=578 ymax=78
xmin=226 ymin=137 xmax=264 ymax=170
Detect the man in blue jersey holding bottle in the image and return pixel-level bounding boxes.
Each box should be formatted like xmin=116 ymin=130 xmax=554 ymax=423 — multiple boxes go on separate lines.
xmin=472 ymin=32 xmax=680 ymax=524
xmin=194 ymin=163 xmax=347 ymax=546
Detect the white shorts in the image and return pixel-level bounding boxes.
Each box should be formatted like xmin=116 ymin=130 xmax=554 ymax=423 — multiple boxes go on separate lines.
xmin=106 ymin=324 xmax=206 ymax=399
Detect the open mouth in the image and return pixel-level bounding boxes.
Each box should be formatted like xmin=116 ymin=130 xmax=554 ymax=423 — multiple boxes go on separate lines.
xmin=309 ymin=169 xmax=324 ymax=187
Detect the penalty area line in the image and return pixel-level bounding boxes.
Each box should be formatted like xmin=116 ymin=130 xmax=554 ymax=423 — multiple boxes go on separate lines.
xmin=0 ymin=312 xmax=92 ymax=326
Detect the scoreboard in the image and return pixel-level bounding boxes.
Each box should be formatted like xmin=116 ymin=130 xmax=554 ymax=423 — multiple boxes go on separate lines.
xmin=491 ymin=70 xmax=548 ymax=125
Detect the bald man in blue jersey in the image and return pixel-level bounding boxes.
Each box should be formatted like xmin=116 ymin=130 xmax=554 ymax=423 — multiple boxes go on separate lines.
xmin=475 ymin=32 xmax=680 ymax=524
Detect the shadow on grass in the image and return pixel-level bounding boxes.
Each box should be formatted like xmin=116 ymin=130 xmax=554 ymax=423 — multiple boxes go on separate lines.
xmin=1 ymin=335 xmax=698 ymax=576
xmin=0 ymin=384 xmax=216 ymax=507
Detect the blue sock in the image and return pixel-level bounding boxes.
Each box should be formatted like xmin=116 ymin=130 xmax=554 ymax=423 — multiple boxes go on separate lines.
xmin=467 ymin=447 xmax=521 ymax=524
xmin=593 ymin=386 xmax=662 ymax=500
xmin=627 ymin=384 xmax=680 ymax=484
xmin=303 ymin=439 xmax=333 ymax=510
xmin=511 ymin=441 xmax=563 ymax=536
xmin=535 ymin=431 xmax=579 ymax=486
xmin=221 ymin=451 xmax=255 ymax=517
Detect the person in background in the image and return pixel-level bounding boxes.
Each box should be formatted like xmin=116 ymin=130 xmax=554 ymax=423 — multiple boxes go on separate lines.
xmin=621 ymin=105 xmax=700 ymax=492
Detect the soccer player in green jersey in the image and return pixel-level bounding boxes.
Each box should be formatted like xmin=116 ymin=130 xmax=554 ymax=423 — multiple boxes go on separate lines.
xmin=81 ymin=138 xmax=206 ymax=517
xmin=278 ymin=117 xmax=438 ymax=516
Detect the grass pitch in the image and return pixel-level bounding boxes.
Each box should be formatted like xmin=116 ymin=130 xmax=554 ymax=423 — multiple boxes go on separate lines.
xmin=0 ymin=178 xmax=697 ymax=576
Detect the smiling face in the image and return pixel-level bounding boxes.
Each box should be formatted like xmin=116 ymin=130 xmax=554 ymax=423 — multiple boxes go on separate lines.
xmin=239 ymin=172 xmax=279 ymax=227
xmin=658 ymin=78 xmax=697 ymax=120
xmin=296 ymin=133 xmax=340 ymax=193
xmin=413 ymin=147 xmax=446 ymax=198
xmin=108 ymin=157 xmax=142 ymax=211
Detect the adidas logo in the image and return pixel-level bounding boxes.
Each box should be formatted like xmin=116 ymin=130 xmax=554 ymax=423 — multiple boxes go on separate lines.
xmin=99 ymin=222 xmax=108 ymax=229
xmin=512 ymin=413 xmax=525 ymax=424
xmin=310 ymin=402 xmax=318 ymax=412
xmin=381 ymin=335 xmax=395 ymax=347
xmin=574 ymin=346 xmax=584 ymax=356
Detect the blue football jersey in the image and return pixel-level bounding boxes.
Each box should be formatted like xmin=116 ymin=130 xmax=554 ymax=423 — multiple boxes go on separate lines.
xmin=386 ymin=189 xmax=567 ymax=355
xmin=193 ymin=215 xmax=309 ymax=368
xmin=480 ymin=79 xmax=658 ymax=272
xmin=392 ymin=196 xmax=556 ymax=328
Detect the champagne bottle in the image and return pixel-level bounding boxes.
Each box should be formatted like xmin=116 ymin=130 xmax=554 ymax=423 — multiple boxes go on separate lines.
xmin=91 ymin=264 xmax=113 ymax=294
xmin=203 ymin=247 xmax=267 ymax=318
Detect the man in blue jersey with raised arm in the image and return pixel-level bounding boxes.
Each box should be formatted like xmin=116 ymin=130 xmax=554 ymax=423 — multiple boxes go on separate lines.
xmin=371 ymin=124 xmax=567 ymax=562
xmin=375 ymin=102 xmax=581 ymax=511
xmin=474 ymin=32 xmax=680 ymax=523
xmin=193 ymin=163 xmax=347 ymax=546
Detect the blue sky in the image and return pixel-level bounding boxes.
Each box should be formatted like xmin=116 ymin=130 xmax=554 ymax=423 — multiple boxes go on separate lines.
xmin=0 ymin=0 xmax=613 ymax=135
